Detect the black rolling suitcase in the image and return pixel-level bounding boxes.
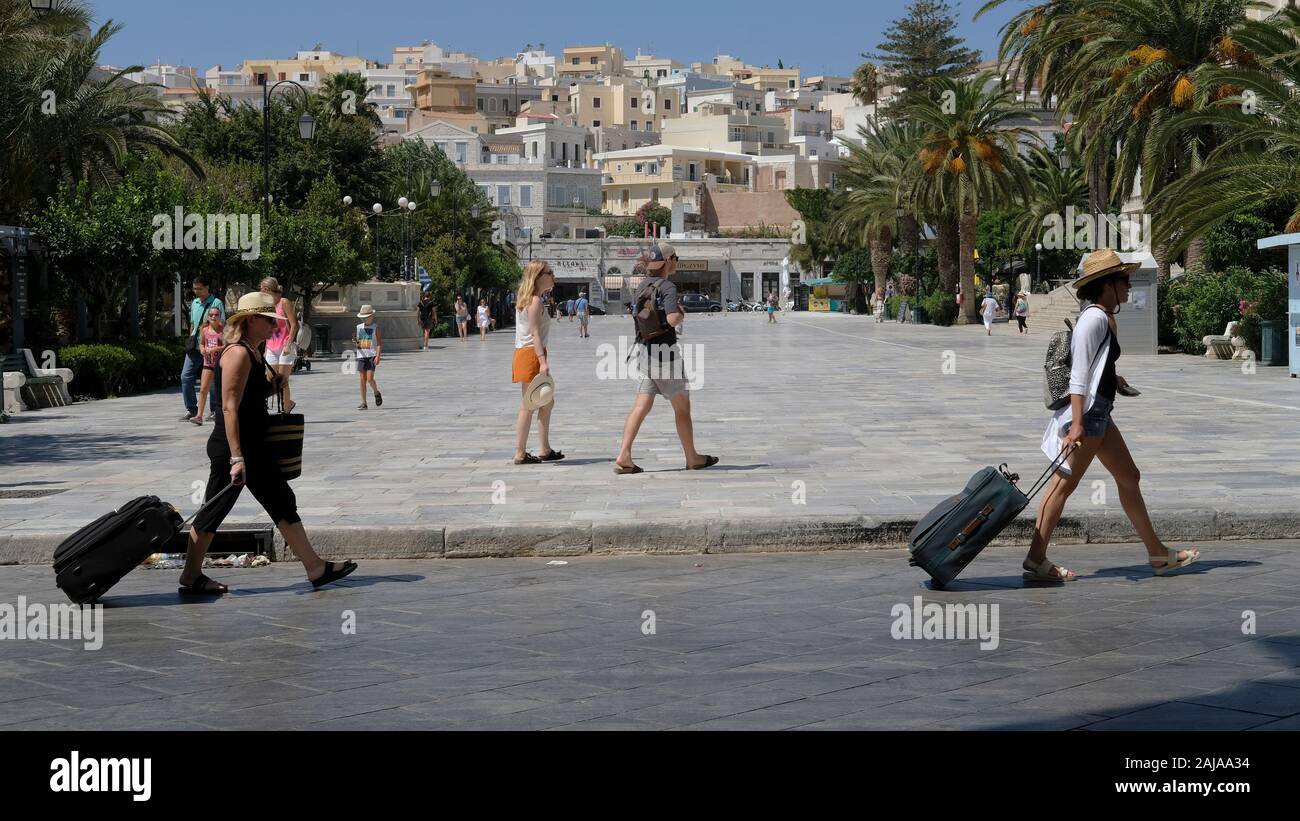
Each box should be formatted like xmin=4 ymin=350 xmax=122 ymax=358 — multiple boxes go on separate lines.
xmin=53 ymin=484 xmax=237 ymax=604
xmin=908 ymin=449 xmax=1069 ymax=588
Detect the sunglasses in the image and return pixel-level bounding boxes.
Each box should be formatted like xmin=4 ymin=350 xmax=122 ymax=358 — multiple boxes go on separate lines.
xmin=1117 ymin=275 xmax=1131 ymax=286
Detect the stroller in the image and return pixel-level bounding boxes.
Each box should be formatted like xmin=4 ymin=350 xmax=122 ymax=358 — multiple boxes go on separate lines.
xmin=292 ymin=321 xmax=312 ymax=373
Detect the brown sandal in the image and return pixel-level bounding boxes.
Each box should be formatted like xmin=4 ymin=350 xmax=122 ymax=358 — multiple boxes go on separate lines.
xmin=614 ymin=463 xmax=644 ymax=474
xmin=687 ymin=455 xmax=719 ymax=470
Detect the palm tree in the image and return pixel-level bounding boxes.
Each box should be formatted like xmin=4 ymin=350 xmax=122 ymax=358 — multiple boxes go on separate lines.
xmin=1150 ymin=6 xmax=1300 ymax=253
xmin=2 ymin=17 xmax=200 ymax=221
xmin=850 ymin=60 xmax=879 ymax=110
xmin=1012 ymin=139 xmax=1087 ymax=254
xmin=827 ymin=122 xmax=918 ymax=296
xmin=319 ymin=71 xmax=383 ymax=128
xmin=903 ymin=72 xmax=1037 ymax=321
xmin=1055 ymin=0 xmax=1253 ymax=275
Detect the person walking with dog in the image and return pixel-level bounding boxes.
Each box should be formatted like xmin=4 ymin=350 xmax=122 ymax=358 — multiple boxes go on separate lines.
xmin=1024 ymin=249 xmax=1199 ymax=582
xmin=180 ymin=291 xmax=357 ymax=595
xmin=614 ymin=243 xmax=717 ymax=474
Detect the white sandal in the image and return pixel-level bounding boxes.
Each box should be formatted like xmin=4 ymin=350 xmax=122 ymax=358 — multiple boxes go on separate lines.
xmin=1150 ymin=547 xmax=1199 ymax=576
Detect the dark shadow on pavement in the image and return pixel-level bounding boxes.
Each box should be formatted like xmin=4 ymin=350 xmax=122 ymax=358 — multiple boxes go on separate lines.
xmin=0 ymin=432 xmax=161 ymax=465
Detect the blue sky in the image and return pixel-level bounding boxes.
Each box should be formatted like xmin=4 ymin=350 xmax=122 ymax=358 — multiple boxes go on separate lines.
xmin=92 ymin=0 xmax=1019 ymax=75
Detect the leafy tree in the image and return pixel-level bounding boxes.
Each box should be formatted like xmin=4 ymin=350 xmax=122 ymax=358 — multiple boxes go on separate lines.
xmin=871 ymin=0 xmax=981 ymax=110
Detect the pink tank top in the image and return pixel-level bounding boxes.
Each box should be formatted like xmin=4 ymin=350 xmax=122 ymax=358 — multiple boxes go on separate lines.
xmin=267 ymin=298 xmax=290 ymax=353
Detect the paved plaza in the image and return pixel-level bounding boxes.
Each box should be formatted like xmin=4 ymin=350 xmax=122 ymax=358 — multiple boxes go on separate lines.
xmin=2 ymin=312 xmax=1297 ymax=559
xmin=0 ymin=541 xmax=1298 ymax=730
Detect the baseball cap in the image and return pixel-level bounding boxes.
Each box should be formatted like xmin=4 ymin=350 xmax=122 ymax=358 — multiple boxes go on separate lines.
xmin=647 ymin=242 xmax=678 ymax=271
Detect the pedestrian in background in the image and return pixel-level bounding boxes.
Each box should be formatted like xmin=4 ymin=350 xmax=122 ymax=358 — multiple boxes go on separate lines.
xmin=418 ymin=289 xmax=438 ymax=350
xmin=1015 ymin=291 xmax=1029 ymax=334
xmin=455 ymin=296 xmax=469 ymax=341
xmin=614 ymin=243 xmax=717 ymax=475
xmin=477 ymin=298 xmax=491 ymax=340
xmin=192 ymin=307 xmax=225 ymax=425
xmin=354 ymin=304 xmax=383 ymax=410
xmin=512 ymin=261 xmax=564 ymax=465
xmin=981 ymin=291 xmax=999 ymax=336
xmin=260 ymin=277 xmax=298 ymax=413
xmin=180 ymin=276 xmax=224 ymax=424
xmin=575 ymin=290 xmax=590 ymax=338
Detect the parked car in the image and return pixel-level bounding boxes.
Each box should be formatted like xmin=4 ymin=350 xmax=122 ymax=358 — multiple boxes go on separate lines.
xmin=680 ymin=293 xmax=723 ymax=313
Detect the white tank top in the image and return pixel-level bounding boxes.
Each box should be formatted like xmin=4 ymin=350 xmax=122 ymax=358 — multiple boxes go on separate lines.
xmin=515 ymin=298 xmax=550 ymax=349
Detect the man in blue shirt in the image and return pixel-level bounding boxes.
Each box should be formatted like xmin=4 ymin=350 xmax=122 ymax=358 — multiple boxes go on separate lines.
xmin=180 ymin=276 xmax=225 ymax=422
xmin=575 ymin=291 xmax=590 ymax=338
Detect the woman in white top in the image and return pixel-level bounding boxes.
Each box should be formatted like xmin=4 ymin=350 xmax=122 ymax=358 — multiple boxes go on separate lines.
xmin=510 ymin=261 xmax=563 ymax=464
xmin=1026 ymin=250 xmax=1199 ymax=582
xmin=476 ymin=299 xmax=490 ymax=340
xmin=980 ymin=291 xmax=999 ymax=335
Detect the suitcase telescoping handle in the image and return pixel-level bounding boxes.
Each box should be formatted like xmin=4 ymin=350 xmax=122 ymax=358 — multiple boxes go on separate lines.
xmin=1023 ymin=443 xmax=1075 ymax=502
xmin=178 ymin=480 xmax=241 ymax=531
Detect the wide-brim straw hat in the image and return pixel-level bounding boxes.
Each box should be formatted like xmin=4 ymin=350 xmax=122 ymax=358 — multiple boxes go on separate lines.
xmin=1073 ymin=249 xmax=1139 ymax=292
xmin=226 ymin=291 xmax=278 ymax=323
xmin=524 ymin=373 xmax=555 ymax=411
xmin=357 ymin=304 xmax=376 ymax=319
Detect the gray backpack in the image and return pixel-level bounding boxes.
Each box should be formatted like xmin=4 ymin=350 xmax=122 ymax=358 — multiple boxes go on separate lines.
xmin=1042 ymin=307 xmax=1109 ymax=410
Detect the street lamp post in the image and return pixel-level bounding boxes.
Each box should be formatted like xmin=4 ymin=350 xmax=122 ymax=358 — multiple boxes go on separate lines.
xmin=260 ymin=79 xmax=315 ymax=223
xmin=1034 ymin=242 xmax=1043 ymax=292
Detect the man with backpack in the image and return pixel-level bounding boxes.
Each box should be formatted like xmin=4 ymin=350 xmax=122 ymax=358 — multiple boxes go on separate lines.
xmin=613 ymin=243 xmax=718 ymax=475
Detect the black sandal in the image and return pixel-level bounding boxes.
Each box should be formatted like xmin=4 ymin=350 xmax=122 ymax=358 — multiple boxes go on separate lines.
xmin=614 ymin=462 xmax=644 ymax=474
xmin=687 ymin=455 xmax=720 ymax=470
xmin=514 ymin=452 xmax=541 ymax=464
xmin=178 ymin=574 xmax=229 ymax=596
xmin=538 ymin=449 xmax=565 ymax=461
xmin=311 ymin=560 xmax=357 ymax=589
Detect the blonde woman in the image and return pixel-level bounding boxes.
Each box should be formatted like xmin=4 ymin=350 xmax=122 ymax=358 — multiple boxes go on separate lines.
xmin=181 ymin=291 xmax=357 ymax=595
xmin=511 ymin=261 xmax=564 ymax=465
xmin=260 ymin=277 xmax=298 ymax=413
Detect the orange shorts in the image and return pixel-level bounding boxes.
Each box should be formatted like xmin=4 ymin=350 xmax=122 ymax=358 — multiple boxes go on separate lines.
xmin=511 ymin=347 xmax=545 ymax=383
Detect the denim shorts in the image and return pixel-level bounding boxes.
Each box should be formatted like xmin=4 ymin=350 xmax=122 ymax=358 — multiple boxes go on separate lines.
xmin=1081 ymin=395 xmax=1114 ymax=438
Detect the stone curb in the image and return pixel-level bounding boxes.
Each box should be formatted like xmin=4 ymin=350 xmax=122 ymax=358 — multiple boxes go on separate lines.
xmin=4 ymin=509 xmax=1298 ymax=565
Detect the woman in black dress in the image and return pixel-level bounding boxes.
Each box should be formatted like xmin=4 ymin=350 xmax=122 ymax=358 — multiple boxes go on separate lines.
xmin=179 ymin=291 xmax=357 ymax=595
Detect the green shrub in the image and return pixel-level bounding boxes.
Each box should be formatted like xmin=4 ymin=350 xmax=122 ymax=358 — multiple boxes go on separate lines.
xmin=56 ymin=340 xmax=186 ymax=399
xmin=922 ymin=290 xmax=959 ymax=326
xmin=1162 ymin=266 xmax=1283 ymax=355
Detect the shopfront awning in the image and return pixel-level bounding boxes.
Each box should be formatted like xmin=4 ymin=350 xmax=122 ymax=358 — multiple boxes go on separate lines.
xmin=801 ymin=276 xmax=836 ymax=287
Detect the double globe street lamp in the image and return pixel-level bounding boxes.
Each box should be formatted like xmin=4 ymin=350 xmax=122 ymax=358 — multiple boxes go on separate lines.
xmin=343 ymin=195 xmax=417 ymax=280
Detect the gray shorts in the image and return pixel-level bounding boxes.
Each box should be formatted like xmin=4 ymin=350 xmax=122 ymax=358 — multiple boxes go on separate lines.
xmin=637 ymin=377 xmax=689 ymax=399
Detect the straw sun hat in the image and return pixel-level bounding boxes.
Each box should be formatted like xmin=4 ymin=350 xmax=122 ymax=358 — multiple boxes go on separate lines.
xmin=1073 ymin=249 xmax=1139 ymax=292
xmin=523 ymin=373 xmax=555 ymax=411
xmin=226 ymin=291 xmax=279 ymax=323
